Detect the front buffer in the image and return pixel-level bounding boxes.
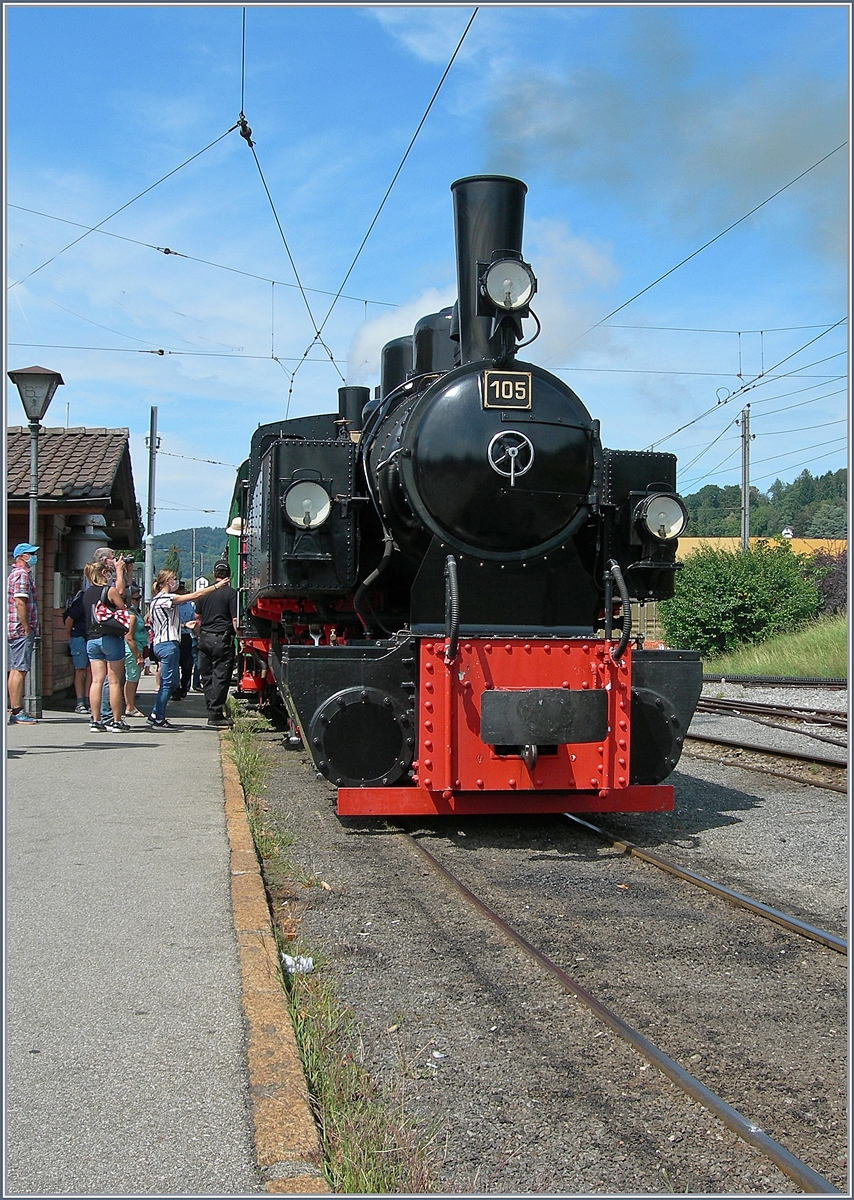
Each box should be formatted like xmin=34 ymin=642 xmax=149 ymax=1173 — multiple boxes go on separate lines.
xmin=338 ymin=639 xmax=679 ymax=817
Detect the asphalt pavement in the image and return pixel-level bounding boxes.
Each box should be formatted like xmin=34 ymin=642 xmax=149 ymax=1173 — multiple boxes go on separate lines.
xmin=5 ymin=678 xmax=265 ymax=1196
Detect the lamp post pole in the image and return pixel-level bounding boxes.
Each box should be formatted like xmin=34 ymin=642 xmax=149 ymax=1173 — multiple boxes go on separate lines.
xmin=7 ymin=366 xmax=65 ymax=718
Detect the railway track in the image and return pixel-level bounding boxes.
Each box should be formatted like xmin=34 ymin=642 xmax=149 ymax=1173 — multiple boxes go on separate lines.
xmin=562 ymin=813 xmax=846 ymax=954
xmin=695 ymin=697 xmax=848 ymax=752
xmin=402 ymin=827 xmax=842 ymax=1194
xmin=683 ymin=729 xmax=847 ymax=793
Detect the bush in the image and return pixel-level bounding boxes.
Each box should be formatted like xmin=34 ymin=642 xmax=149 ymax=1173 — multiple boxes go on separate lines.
xmin=659 ymin=540 xmax=822 ymax=656
xmin=811 ymin=548 xmax=847 ymax=614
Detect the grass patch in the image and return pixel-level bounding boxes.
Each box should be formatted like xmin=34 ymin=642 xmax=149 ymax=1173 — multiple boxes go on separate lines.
xmin=284 ymin=968 xmax=436 ymax=1193
xmin=224 ymin=713 xmax=437 ymax=1193
xmin=704 ymin=612 xmax=847 ymax=678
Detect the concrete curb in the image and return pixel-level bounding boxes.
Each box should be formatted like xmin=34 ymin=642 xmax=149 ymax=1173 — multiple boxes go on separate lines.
xmin=219 ymin=737 xmax=330 ymax=1195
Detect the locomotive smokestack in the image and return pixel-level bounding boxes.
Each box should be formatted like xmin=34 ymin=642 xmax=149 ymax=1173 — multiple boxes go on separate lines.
xmin=450 ymin=175 xmax=527 ymax=365
xmin=338 ymin=386 xmax=369 ymax=439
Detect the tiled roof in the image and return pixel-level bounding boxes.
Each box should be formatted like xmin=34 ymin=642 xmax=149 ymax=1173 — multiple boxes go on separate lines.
xmin=6 ymin=426 xmax=131 ymax=501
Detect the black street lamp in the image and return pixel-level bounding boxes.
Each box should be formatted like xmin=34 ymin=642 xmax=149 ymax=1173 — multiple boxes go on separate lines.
xmin=7 ymin=366 xmax=65 ymax=717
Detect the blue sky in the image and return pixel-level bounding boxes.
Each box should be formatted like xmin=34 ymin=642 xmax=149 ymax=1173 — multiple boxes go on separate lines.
xmin=5 ymin=4 xmax=850 ymax=536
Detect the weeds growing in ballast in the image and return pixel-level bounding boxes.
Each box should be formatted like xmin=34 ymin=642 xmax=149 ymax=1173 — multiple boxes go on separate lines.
xmin=224 ymin=703 xmax=437 ymax=1193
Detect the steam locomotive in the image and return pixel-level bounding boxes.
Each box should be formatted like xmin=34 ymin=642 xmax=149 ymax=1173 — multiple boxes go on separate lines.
xmin=227 ymin=175 xmax=702 ymax=816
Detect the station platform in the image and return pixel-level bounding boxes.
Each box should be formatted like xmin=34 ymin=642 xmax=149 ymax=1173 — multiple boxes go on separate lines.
xmin=4 ymin=677 xmax=324 ymax=1196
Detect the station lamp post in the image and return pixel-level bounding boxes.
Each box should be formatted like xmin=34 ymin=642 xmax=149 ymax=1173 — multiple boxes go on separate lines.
xmin=7 ymin=365 xmax=65 ymax=717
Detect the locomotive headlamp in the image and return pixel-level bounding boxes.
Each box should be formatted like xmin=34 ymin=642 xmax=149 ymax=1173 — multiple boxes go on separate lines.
xmin=284 ymin=480 xmax=332 ymax=529
xmin=482 ymin=257 xmax=537 ymax=311
xmin=635 ymin=493 xmax=688 ymax=541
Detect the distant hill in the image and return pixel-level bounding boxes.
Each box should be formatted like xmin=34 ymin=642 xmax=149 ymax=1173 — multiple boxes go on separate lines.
xmin=151 ymin=526 xmax=227 ymax=580
xmin=683 ymin=468 xmax=847 ymax=539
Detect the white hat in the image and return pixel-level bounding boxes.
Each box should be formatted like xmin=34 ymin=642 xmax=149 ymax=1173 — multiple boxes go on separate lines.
xmin=225 ymin=516 xmax=243 ymax=536
xmin=195 ymin=576 xmax=209 ymax=589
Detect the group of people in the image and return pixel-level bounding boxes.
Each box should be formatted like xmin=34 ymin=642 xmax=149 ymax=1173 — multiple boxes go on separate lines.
xmin=7 ymin=540 xmax=238 ymax=732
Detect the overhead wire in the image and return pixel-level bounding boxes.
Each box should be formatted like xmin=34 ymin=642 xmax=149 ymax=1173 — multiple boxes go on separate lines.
xmin=281 ymin=3 xmax=479 ymax=413
xmin=7 ymin=124 xmax=240 ymax=290
xmin=9 ymin=341 xmax=346 ymax=362
xmin=307 ymin=6 xmax=479 ymax=346
xmin=557 ymin=141 xmax=847 ymax=353
xmin=646 ymin=320 xmax=847 ymax=449
xmin=158 ymin=450 xmax=239 ymax=467
xmin=8 ymin=204 xmax=398 ymax=307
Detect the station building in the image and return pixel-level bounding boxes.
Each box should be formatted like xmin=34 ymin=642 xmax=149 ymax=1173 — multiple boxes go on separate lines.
xmin=6 ymin=425 xmax=143 ymax=701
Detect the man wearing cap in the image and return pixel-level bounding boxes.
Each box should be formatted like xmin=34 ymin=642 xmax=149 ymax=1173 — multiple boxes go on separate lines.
xmin=7 ymin=544 xmax=41 ymax=724
xmin=195 ymin=561 xmax=238 ymax=726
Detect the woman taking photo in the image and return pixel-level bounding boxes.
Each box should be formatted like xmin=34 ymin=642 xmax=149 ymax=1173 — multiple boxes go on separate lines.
xmin=147 ymin=570 xmax=228 ymax=729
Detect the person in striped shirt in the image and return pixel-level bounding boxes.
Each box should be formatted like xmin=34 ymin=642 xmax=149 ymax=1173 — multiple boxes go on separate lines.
xmin=146 ymin=569 xmax=228 ymax=729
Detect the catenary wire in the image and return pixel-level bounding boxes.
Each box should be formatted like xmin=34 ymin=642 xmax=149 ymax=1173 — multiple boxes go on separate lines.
xmin=312 ymin=7 xmax=478 ymax=342
xmin=8 ymin=204 xmax=398 ymax=307
xmin=8 ymin=341 xmax=346 ymax=362
xmin=281 ymin=2 xmax=477 ymax=412
xmin=602 ymin=322 xmax=841 ymax=335
xmin=647 ymin=323 xmax=847 ymax=450
xmin=553 ymin=142 xmax=847 ymax=353
xmin=7 ymin=124 xmax=240 ymax=290
xmin=158 ymin=450 xmax=239 ymax=468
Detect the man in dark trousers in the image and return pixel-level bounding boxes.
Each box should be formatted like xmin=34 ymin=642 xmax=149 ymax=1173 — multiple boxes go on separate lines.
xmin=195 ymin=561 xmax=238 ymax=726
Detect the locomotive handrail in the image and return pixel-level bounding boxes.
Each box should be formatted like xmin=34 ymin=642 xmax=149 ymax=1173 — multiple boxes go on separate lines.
xmin=608 ymin=558 xmax=632 ymax=663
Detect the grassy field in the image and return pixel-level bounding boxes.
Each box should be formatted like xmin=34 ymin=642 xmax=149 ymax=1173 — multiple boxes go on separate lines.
xmin=703 ymin=613 xmax=848 ymax=678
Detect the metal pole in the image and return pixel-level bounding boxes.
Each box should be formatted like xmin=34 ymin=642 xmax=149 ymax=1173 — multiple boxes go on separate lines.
xmin=740 ymin=405 xmax=751 ymax=551
xmin=191 ymin=527 xmax=196 ymax=584
xmin=144 ymin=406 xmax=158 ymax=602
xmin=27 ymin=419 xmax=41 ymax=717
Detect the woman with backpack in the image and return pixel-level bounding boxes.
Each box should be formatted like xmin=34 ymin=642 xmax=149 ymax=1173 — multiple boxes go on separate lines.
xmin=81 ymin=555 xmax=132 ymax=733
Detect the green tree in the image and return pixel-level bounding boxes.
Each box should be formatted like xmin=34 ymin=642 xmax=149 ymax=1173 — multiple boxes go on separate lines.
xmin=805 ymin=501 xmax=847 ymax=538
xmin=163 ymin=543 xmax=181 ymax=578
xmin=660 ymin=541 xmax=821 ymax=656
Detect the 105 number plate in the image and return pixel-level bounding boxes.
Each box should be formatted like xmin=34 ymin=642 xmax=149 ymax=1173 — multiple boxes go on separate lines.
xmin=482 ymin=370 xmax=532 ymax=410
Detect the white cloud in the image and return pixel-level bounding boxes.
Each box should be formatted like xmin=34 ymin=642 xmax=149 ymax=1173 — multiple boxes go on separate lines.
xmin=345 ymin=285 xmax=455 ymax=385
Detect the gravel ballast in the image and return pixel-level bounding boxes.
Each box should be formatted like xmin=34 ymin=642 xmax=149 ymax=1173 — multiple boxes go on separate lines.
xmin=256 ymin=683 xmax=847 ymax=1193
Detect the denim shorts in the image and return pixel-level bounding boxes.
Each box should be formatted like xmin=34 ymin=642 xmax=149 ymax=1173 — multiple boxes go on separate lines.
xmin=69 ymin=635 xmax=89 ymax=670
xmin=87 ymin=635 xmax=126 ymax=663
xmin=7 ymin=633 xmax=35 ymax=673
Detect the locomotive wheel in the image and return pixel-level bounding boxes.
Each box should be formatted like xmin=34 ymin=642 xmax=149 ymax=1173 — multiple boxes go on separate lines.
xmin=308 ymin=687 xmax=413 ymax=788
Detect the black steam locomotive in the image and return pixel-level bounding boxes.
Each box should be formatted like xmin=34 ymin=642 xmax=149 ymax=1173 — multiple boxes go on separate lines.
xmin=228 ymin=175 xmax=701 ymax=816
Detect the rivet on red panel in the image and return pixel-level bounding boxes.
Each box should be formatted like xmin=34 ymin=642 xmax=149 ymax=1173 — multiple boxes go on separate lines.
xmin=425 ymin=701 xmax=434 ymax=712
xmin=476 ymin=778 xmax=484 ymax=789
xmin=508 ymin=779 xmax=517 ymax=789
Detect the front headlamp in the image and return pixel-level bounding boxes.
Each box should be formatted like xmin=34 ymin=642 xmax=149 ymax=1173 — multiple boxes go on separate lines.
xmin=635 ymin=493 xmax=688 ymax=541
xmin=283 ymin=480 xmax=332 ymax=529
xmin=482 ymin=257 xmax=537 ymax=312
